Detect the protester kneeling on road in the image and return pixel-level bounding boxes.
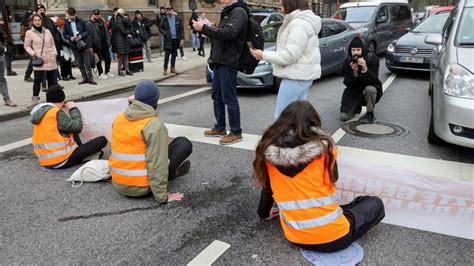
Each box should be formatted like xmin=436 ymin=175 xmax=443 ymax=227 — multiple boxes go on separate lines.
xmin=254 ymin=101 xmax=385 ymax=252
xmin=110 ymin=80 xmax=192 ymax=203
xmin=31 ymin=85 xmax=108 ymax=169
xmin=340 ymin=37 xmax=383 ymax=123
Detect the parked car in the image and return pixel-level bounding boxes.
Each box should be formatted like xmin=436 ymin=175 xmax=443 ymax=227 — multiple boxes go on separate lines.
xmin=425 ymin=0 xmax=474 ymax=148
xmin=386 ymin=12 xmax=451 ymax=72
xmin=333 ymin=0 xmax=413 ymax=54
xmin=427 ymin=6 xmax=455 ymax=17
xmin=250 ymin=9 xmax=284 ymax=27
xmin=206 ymin=19 xmax=357 ymax=91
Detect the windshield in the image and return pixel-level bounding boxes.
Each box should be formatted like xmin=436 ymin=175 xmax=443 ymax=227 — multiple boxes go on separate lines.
xmin=334 ymin=6 xmax=377 ymax=23
xmin=457 ymin=7 xmax=474 ymax=45
xmin=412 ymin=13 xmax=449 ymax=33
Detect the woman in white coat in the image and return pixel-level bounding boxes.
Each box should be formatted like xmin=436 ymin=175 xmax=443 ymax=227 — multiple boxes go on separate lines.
xmin=250 ymin=0 xmax=321 ymax=119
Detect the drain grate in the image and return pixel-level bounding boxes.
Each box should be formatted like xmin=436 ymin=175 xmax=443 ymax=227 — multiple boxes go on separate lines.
xmin=342 ymin=121 xmax=408 ymax=138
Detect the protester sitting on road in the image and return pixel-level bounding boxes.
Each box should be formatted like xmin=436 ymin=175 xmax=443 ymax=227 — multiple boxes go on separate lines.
xmin=193 ymin=0 xmax=248 ymax=145
xmin=110 ymin=80 xmax=192 ymax=203
xmin=340 ymin=37 xmax=383 ymax=123
xmin=24 ymin=14 xmax=59 ymax=109
xmin=254 ymin=101 xmax=385 ymax=252
xmin=250 ymin=0 xmax=321 ymax=119
xmin=31 ymin=85 xmax=108 ymax=170
xmin=0 ymin=26 xmax=17 ymax=107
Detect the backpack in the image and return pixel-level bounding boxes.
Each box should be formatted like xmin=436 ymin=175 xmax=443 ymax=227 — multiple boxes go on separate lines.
xmin=240 ymin=15 xmax=264 ymax=75
xmin=67 ymin=160 xmax=111 ymax=187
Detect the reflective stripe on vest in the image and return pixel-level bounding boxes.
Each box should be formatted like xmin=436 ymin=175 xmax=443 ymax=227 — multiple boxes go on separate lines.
xmin=109 ymin=113 xmax=153 ymax=187
xmin=267 ymin=151 xmax=350 ymax=245
xmin=32 ymin=107 xmax=77 ymax=166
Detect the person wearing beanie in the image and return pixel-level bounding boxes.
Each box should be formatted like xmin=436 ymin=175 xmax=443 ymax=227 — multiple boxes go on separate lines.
xmin=89 ymin=8 xmax=113 ymax=79
xmin=340 ymin=37 xmax=383 ymax=123
xmin=133 ymin=10 xmax=153 ymax=62
xmin=31 ymin=85 xmax=107 ymax=169
xmin=110 ymin=80 xmax=192 ymax=204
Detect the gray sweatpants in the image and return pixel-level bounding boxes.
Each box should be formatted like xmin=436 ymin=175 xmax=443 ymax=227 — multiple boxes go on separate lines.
xmin=340 ymin=85 xmax=377 ymax=121
xmin=0 ymin=55 xmax=11 ymax=101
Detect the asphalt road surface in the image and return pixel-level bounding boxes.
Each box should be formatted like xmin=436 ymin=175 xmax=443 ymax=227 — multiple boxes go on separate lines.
xmin=1 ymin=58 xmax=473 ymax=264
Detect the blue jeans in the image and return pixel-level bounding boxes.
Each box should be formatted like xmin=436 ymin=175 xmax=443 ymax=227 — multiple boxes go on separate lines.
xmin=191 ymin=32 xmax=200 ymax=49
xmin=0 ymin=55 xmax=10 ymax=101
xmin=274 ymin=79 xmax=313 ymax=119
xmin=211 ymin=65 xmax=242 ymax=135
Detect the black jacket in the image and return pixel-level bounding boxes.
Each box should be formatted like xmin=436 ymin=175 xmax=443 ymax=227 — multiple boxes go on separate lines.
xmin=64 ymin=17 xmax=92 ymax=50
xmin=0 ymin=28 xmax=7 ymax=55
xmin=340 ymin=50 xmax=383 ymax=113
xmin=88 ymin=18 xmax=111 ymax=50
xmin=202 ymin=2 xmax=249 ymax=70
xmin=111 ymin=15 xmax=131 ymax=54
xmin=159 ymin=15 xmax=184 ymax=51
xmin=132 ymin=17 xmax=152 ymax=41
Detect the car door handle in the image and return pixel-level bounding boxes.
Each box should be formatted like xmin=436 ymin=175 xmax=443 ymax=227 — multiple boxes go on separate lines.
xmin=321 ymin=44 xmax=328 ymax=48
xmin=343 ymin=38 xmax=348 ymax=42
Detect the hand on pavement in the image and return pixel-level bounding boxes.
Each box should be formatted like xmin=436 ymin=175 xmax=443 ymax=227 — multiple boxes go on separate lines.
xmin=265 ymin=208 xmax=279 ymax=220
xmin=168 ymin=192 xmax=184 ymax=202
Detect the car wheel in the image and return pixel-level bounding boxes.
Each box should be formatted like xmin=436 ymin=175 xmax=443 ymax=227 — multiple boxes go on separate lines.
xmin=368 ymin=41 xmax=376 ymax=54
xmin=427 ymin=105 xmax=444 ymax=145
xmin=272 ymin=77 xmax=281 ymax=94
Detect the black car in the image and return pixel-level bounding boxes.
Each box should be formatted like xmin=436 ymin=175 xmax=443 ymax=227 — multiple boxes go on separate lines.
xmin=386 ymin=12 xmax=451 ymax=72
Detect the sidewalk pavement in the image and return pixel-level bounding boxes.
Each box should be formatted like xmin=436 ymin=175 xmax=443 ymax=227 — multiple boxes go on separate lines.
xmin=1 ymin=48 xmax=209 ymax=121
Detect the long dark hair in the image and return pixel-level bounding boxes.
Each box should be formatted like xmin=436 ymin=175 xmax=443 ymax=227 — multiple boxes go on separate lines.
xmin=253 ymin=101 xmax=337 ymax=187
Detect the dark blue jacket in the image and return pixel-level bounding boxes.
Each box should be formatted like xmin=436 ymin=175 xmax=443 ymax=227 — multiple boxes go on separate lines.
xmin=64 ymin=17 xmax=92 ymax=50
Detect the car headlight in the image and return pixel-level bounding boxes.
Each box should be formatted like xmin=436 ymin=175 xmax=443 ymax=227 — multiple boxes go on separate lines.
xmin=387 ymin=43 xmax=395 ymax=53
xmin=444 ymin=63 xmax=474 ymax=99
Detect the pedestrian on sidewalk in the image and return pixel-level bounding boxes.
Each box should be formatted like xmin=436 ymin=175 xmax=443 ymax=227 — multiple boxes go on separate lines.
xmin=340 ymin=37 xmax=382 ymax=123
xmin=0 ymin=22 xmax=17 ymax=76
xmin=57 ymin=18 xmax=75 ymax=81
xmin=193 ymin=0 xmax=248 ymax=145
xmin=156 ymin=7 xmax=167 ymax=57
xmin=197 ymin=13 xmax=210 ymax=57
xmin=64 ymin=7 xmax=97 ymax=85
xmin=20 ymin=10 xmax=35 ymax=82
xmin=250 ymin=0 xmax=321 ymax=119
xmin=31 ymin=85 xmax=108 ymax=170
xmin=254 ymin=101 xmax=385 ymax=252
xmin=172 ymin=9 xmax=188 ymax=61
xmin=89 ymin=9 xmax=113 ymax=79
xmin=189 ymin=12 xmax=200 ymax=52
xmin=0 ymin=31 xmax=17 ymax=107
xmin=159 ymin=6 xmax=184 ymax=75
xmin=24 ymin=14 xmax=59 ymax=109
xmin=133 ymin=10 xmax=153 ymax=63
xmin=111 ymin=9 xmax=133 ymax=76
xmin=110 ymin=80 xmax=192 ymax=203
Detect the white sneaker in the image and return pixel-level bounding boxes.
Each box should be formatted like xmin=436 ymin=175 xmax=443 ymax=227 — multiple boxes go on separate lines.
xmin=107 ymin=73 xmax=115 ymax=77
xmin=181 ymin=56 xmax=188 ymax=61
xmin=99 ymin=74 xmax=108 ymax=79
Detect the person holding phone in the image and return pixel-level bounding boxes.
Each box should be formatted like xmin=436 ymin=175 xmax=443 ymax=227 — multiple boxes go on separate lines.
xmin=249 ymin=0 xmax=321 ymax=119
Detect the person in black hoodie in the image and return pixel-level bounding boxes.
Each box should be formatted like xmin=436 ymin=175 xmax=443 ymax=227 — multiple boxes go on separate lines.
xmin=340 ymin=37 xmax=383 ymax=123
xmin=133 ymin=10 xmax=153 ymax=63
xmin=192 ymin=0 xmax=248 ymax=145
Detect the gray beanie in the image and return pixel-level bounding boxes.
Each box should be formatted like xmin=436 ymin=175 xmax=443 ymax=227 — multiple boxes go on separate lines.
xmin=134 ymin=80 xmax=160 ymax=107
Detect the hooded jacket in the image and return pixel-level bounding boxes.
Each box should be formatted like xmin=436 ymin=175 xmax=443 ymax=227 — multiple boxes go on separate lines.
xmin=341 ymin=37 xmax=383 ymax=113
xmin=257 ymin=129 xmax=339 ymax=219
xmin=262 ymin=9 xmax=322 ymax=81
xmin=202 ymin=2 xmax=249 ymax=70
xmin=112 ymin=101 xmax=170 ymax=203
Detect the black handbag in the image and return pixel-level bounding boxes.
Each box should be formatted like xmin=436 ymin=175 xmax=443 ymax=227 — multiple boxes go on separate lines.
xmin=31 ymin=31 xmax=45 ymax=67
xmin=75 ymin=40 xmax=86 ymax=50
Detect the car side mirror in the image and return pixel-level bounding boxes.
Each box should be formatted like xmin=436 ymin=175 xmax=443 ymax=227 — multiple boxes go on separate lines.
xmin=377 ymin=16 xmax=387 ymax=24
xmin=425 ymin=33 xmax=443 ymax=52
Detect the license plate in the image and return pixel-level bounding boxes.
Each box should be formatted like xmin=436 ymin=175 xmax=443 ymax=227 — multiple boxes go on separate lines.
xmin=399 ymin=56 xmax=424 ymax=64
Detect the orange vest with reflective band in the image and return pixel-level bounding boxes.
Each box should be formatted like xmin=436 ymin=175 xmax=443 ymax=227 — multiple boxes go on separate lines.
xmin=109 ymin=113 xmax=153 ymax=187
xmin=32 ymin=107 xmax=77 ymax=167
xmin=267 ymin=152 xmax=350 ymax=245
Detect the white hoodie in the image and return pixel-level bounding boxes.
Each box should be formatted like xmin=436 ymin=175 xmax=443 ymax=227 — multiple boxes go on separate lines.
xmin=262 ymin=9 xmax=321 ymax=81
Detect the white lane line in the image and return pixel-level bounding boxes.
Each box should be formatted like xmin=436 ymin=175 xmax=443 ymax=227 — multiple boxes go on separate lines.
xmin=0 ymin=138 xmax=32 ymax=153
xmin=331 ymin=73 xmax=398 ymax=143
xmin=0 ymin=87 xmax=211 ymax=154
xmin=187 ymin=240 xmax=231 ymax=266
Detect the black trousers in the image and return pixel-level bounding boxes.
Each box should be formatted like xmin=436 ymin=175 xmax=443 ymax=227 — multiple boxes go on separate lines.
xmin=95 ymin=47 xmax=111 ymax=75
xmin=59 ymin=57 xmax=72 ymax=79
xmin=73 ymin=49 xmax=93 ymax=80
xmin=168 ymin=137 xmax=193 ymax=180
xmin=58 ymin=136 xmax=108 ymax=169
xmin=198 ymin=35 xmax=205 ymax=55
xmin=33 ymin=70 xmax=57 ymax=96
xmin=25 ymin=57 xmax=33 ymax=77
xmin=164 ymin=39 xmax=179 ymax=69
xmin=295 ymin=196 xmax=385 ymax=253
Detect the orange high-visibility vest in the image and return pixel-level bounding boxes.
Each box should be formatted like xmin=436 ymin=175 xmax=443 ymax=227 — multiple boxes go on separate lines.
xmin=109 ymin=113 xmax=153 ymax=187
xmin=267 ymin=152 xmax=350 ymax=245
xmin=32 ymin=107 xmax=77 ymax=167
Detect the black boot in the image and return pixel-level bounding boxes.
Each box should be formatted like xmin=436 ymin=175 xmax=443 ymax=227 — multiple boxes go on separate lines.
xmin=361 ymin=112 xmax=375 ymax=124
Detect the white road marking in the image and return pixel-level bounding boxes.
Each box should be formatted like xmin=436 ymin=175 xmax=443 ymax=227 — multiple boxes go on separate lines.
xmin=331 ymin=73 xmax=398 ymax=143
xmin=0 ymin=87 xmax=211 ymax=154
xmin=187 ymin=240 xmax=231 ymax=266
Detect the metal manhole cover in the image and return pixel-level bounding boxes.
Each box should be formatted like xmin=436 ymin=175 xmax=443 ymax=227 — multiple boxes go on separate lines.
xmin=342 ymin=121 xmax=408 ymax=138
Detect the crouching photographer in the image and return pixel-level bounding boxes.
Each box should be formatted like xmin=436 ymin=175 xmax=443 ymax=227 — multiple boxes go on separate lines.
xmin=340 ymin=37 xmax=383 ymax=123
